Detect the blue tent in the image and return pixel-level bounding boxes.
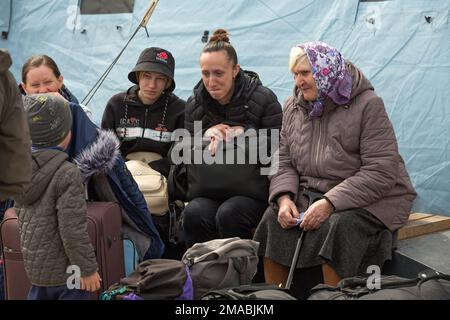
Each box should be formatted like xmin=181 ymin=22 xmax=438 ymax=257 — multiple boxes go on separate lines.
xmin=1 ymin=0 xmax=449 ymax=216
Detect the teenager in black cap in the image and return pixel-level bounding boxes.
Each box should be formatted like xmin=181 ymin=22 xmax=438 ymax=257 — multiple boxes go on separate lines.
xmin=101 ymin=47 xmax=186 ymax=177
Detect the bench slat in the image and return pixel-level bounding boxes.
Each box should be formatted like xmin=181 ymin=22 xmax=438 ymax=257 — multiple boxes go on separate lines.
xmin=398 ymin=214 xmax=450 ymax=240
xmin=407 ymin=212 xmax=433 ymax=222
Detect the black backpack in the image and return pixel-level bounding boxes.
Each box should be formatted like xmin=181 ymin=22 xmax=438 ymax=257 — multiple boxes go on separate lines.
xmin=307 ymin=270 xmax=450 ymax=300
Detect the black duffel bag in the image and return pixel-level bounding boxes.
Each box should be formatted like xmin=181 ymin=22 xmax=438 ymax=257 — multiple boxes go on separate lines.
xmin=307 ymin=269 xmax=450 ymax=300
xmin=201 ymin=283 xmax=297 ymax=300
xmin=169 ymin=135 xmax=270 ymax=202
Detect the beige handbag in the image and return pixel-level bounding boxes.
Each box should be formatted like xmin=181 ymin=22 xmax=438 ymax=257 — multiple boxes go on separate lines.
xmin=125 ymin=159 xmax=169 ymax=216
xmin=126 ymin=151 xmax=162 ymax=163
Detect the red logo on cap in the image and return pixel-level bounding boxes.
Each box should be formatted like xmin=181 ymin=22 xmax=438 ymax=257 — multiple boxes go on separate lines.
xmin=157 ymin=52 xmax=168 ymax=61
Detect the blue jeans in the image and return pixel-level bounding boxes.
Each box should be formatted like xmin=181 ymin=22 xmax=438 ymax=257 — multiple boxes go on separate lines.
xmin=28 ymin=285 xmax=91 ymax=300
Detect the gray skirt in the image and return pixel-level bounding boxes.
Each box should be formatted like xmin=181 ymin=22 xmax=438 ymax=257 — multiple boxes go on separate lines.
xmin=253 ymin=206 xmax=393 ymax=278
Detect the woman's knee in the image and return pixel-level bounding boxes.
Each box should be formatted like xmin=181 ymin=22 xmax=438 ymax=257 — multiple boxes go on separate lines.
xmin=326 ymin=210 xmax=361 ymax=233
xmin=183 ymin=198 xmax=218 ymax=229
xmin=215 ymin=200 xmax=241 ymax=226
xmin=182 ymin=201 xmax=205 ymax=228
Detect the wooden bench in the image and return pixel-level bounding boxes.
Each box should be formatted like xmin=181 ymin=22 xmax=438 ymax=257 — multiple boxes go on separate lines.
xmin=397 ymin=212 xmax=450 ymax=240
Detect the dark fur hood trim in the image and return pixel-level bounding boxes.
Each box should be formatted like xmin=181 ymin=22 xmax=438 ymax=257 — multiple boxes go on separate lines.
xmin=74 ymin=130 xmax=120 ymax=179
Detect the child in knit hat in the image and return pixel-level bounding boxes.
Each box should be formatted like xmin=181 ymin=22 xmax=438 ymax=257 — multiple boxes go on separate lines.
xmin=15 ymin=93 xmax=101 ymax=300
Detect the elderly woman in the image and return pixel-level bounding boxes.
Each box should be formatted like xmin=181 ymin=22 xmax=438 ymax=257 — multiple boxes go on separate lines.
xmin=253 ymin=41 xmax=416 ymax=293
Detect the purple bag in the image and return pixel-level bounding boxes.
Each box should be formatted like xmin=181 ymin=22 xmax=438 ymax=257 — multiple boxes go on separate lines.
xmin=101 ymin=259 xmax=193 ymax=300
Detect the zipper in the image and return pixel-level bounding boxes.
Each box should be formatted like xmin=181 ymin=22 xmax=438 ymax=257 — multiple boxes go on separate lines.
xmin=183 ymin=256 xmax=194 ymax=267
xmin=310 ymin=116 xmax=327 ymax=179
xmin=142 ymin=108 xmax=149 ymax=138
xmin=315 ymin=119 xmax=322 ymax=177
xmin=309 ymin=119 xmax=320 ymax=178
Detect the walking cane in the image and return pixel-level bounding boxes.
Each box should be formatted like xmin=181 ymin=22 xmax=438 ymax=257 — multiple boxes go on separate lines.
xmin=285 ymin=189 xmax=323 ymax=290
xmin=285 ymin=213 xmax=305 ymax=290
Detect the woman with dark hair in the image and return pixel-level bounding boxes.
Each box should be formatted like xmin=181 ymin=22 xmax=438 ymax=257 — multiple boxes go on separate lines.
xmin=182 ymin=29 xmax=283 ymax=248
xmin=21 ymin=55 xmax=74 ymax=99
xmin=20 ymin=54 xmax=91 ymax=117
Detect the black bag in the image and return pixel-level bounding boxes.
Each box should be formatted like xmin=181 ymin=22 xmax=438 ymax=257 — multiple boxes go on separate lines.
xmin=168 ymin=136 xmax=269 ymax=202
xmin=168 ymin=159 xmax=188 ymax=202
xmin=307 ymin=269 xmax=450 ymax=300
xmin=201 ymin=283 xmax=297 ymax=300
xmin=152 ymin=201 xmax=186 ymax=260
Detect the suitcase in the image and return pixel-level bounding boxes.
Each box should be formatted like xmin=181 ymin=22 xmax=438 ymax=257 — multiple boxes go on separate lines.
xmin=123 ymin=238 xmax=139 ymax=276
xmin=0 ymin=216 xmax=31 ymax=300
xmin=86 ymin=202 xmax=125 ymax=298
xmin=0 ymin=201 xmax=125 ymax=300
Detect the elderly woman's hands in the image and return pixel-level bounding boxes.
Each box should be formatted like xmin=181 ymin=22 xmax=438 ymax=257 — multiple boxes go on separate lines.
xmin=277 ymin=195 xmax=301 ymax=229
xmin=204 ymin=124 xmax=244 ymax=156
xmin=300 ymin=199 xmax=333 ymax=231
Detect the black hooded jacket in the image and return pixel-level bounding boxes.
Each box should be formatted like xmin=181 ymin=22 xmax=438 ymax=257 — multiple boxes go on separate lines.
xmin=185 ymin=70 xmax=282 ymax=134
xmin=102 ymin=85 xmax=185 ymax=176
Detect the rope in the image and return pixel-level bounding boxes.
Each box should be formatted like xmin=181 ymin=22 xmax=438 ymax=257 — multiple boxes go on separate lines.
xmin=81 ymin=0 xmax=160 ymax=106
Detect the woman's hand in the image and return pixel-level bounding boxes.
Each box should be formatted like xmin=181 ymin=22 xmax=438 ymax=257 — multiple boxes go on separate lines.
xmin=277 ymin=195 xmax=301 ymax=229
xmin=204 ymin=124 xmax=229 ymax=140
xmin=225 ymin=126 xmax=244 ymax=140
xmin=300 ymin=199 xmax=333 ymax=231
xmin=204 ymin=124 xmax=244 ymax=156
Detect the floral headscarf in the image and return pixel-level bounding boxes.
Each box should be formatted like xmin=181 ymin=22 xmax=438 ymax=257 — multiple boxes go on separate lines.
xmin=297 ymin=41 xmax=352 ymax=117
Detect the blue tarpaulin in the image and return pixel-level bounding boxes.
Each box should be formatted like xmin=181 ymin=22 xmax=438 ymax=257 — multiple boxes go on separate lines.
xmin=1 ymin=0 xmax=449 ymax=216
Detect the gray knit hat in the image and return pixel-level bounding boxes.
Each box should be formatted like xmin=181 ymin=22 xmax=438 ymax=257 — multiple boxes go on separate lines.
xmin=23 ymin=94 xmax=72 ymax=148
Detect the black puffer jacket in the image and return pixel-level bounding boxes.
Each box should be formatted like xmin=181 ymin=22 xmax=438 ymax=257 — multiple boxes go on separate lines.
xmin=185 ymin=70 xmax=282 ymax=134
